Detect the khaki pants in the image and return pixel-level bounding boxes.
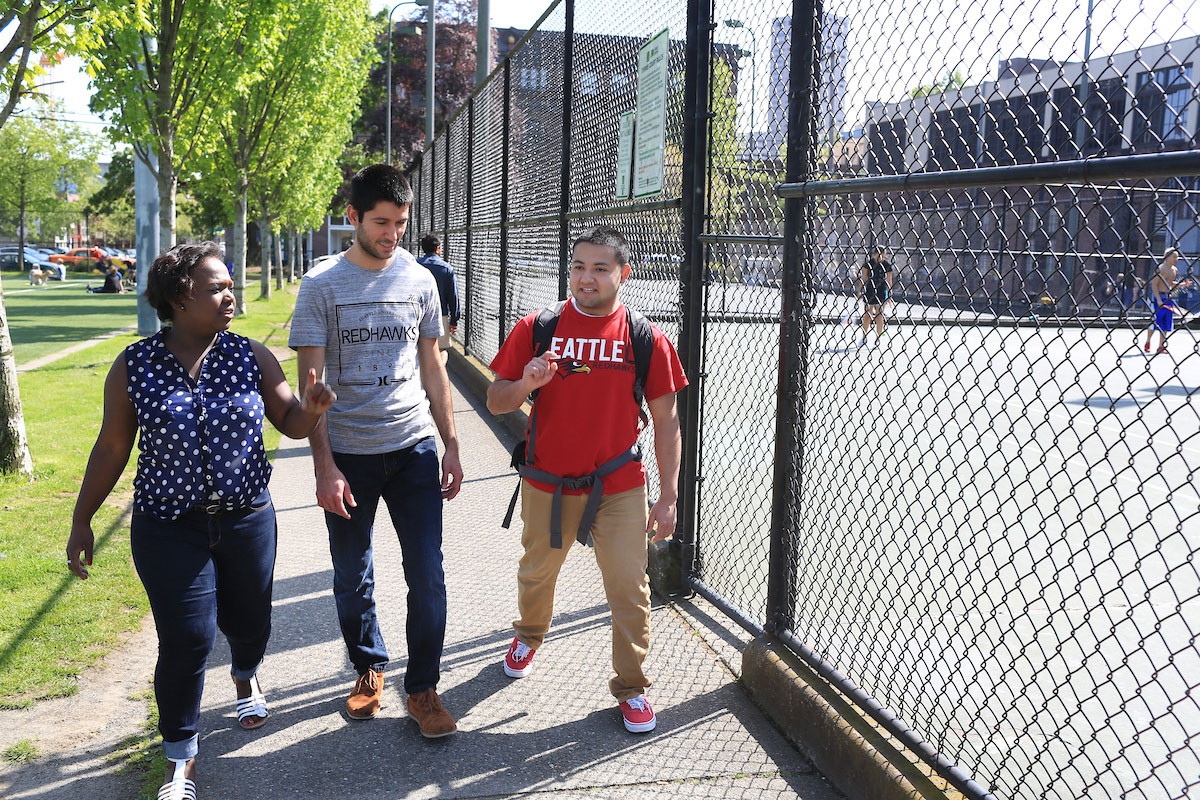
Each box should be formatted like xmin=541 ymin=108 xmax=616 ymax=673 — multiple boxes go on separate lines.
xmin=513 ymin=480 xmax=651 ymax=701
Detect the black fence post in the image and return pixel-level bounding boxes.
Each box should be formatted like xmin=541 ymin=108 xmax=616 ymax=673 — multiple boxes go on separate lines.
xmin=465 ymin=99 xmax=475 ymax=352
xmin=499 ymin=60 xmax=512 ymax=350
xmin=557 ymin=0 xmax=575 ymax=301
xmin=414 ymin=156 xmax=423 ymax=250
xmin=676 ymin=0 xmax=714 ymax=582
xmin=766 ymin=0 xmax=820 ymax=634
xmin=443 ymin=126 xmax=451 ymax=253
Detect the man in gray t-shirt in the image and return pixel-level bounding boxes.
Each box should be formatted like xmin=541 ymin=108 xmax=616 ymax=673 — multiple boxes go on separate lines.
xmin=289 ymin=164 xmax=462 ymax=738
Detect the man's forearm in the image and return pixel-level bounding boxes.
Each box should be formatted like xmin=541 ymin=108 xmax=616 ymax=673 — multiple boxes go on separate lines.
xmin=653 ymin=420 xmax=682 ymax=503
xmin=308 ymin=416 xmax=337 ymax=473
xmin=421 ymin=351 xmax=459 ymax=451
xmin=487 ymin=378 xmax=534 ymax=415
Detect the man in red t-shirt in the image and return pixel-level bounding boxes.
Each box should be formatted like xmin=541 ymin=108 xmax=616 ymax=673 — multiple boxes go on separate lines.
xmin=487 ymin=225 xmax=687 ymax=733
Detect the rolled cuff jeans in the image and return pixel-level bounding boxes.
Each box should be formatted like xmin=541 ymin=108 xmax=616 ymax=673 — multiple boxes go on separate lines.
xmin=131 ymin=490 xmax=277 ymax=762
xmin=326 ymin=437 xmax=447 ymax=695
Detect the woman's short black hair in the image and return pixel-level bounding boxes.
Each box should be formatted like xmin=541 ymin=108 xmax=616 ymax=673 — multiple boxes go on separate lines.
xmin=145 ymin=241 xmax=222 ymax=322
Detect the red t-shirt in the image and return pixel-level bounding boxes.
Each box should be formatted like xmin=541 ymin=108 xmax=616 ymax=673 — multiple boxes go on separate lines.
xmin=490 ymin=299 xmax=688 ymax=495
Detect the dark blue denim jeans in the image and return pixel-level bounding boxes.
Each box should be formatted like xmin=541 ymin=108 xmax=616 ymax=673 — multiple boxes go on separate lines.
xmin=130 ymin=491 xmax=276 ymax=761
xmin=327 ymin=437 xmax=446 ymax=694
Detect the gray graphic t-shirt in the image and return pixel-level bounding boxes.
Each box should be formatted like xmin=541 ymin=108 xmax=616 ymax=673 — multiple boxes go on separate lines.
xmin=289 ymin=249 xmax=443 ymax=454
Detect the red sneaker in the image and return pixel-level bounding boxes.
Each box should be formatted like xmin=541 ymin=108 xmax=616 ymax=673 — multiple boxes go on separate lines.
xmin=1158 ymin=344 xmax=1168 ymax=353
xmin=1144 ymin=340 xmax=1152 ymax=352
xmin=503 ymin=637 xmax=535 ymax=678
xmin=619 ymin=695 xmax=657 ymax=733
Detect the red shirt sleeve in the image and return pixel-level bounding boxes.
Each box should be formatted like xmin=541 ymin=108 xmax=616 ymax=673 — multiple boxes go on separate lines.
xmin=489 ymin=313 xmax=536 ymax=381
xmin=643 ymin=325 xmax=688 ymax=402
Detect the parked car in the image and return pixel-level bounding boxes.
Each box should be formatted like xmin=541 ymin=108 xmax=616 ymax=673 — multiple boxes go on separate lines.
xmin=0 ymin=251 xmax=63 ymax=278
xmin=100 ymin=247 xmax=136 ymax=270
xmin=1 ymin=246 xmax=55 ymax=263
xmin=49 ymin=247 xmax=111 ymax=271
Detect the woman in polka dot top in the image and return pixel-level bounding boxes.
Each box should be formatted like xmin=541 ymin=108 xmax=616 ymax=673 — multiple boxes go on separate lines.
xmin=66 ymin=241 xmax=336 ymax=800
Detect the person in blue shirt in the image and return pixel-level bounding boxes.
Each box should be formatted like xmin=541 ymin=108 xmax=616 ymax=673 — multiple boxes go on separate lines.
xmin=66 ymin=241 xmax=336 ymax=800
xmin=416 ymin=234 xmax=461 ymax=364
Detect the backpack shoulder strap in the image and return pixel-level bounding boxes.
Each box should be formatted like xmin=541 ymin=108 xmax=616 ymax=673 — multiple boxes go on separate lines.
xmin=523 ymin=300 xmax=569 ymax=469
xmin=625 ymin=306 xmax=655 ymax=425
xmin=532 ymin=300 xmax=568 ymax=358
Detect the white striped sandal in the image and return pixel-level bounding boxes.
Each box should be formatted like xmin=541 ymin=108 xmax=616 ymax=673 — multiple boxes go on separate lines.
xmin=158 ymin=759 xmax=196 ymax=800
xmin=234 ymin=674 xmax=269 ymax=730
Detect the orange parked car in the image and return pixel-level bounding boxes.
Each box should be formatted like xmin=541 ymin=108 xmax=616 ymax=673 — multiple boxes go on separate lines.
xmin=49 ymin=247 xmax=112 ymax=271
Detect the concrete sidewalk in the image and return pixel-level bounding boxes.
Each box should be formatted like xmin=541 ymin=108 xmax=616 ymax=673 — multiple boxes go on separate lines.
xmin=2 ymin=370 xmax=842 ymax=799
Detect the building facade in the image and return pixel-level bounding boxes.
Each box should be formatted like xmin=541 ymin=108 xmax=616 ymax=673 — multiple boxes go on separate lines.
xmin=849 ymin=36 xmax=1199 ymax=311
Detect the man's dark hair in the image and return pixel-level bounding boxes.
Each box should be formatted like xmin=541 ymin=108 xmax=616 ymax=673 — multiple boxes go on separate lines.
xmin=421 ymin=234 xmax=441 ymax=254
xmin=145 ymin=241 xmax=222 ymax=322
xmin=572 ymin=225 xmax=631 ymax=267
xmin=348 ymin=163 xmax=414 ymax=216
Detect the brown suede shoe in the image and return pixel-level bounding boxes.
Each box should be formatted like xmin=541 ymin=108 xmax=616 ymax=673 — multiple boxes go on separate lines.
xmin=406 ymin=688 xmax=457 ymax=738
xmin=346 ymin=670 xmax=384 ymax=719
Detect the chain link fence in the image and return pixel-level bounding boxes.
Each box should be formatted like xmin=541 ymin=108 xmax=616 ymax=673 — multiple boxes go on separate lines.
xmin=404 ymin=0 xmax=1200 ymax=797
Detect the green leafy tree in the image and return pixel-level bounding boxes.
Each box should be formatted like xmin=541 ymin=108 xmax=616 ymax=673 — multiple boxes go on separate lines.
xmin=83 ymin=148 xmax=136 ymax=245
xmin=78 ymin=0 xmax=258 ymax=249
xmin=0 ymin=2 xmax=87 ymax=129
xmin=195 ymin=0 xmax=373 ymax=308
xmin=0 ymin=1 xmax=94 ymax=476
xmin=0 ymin=115 xmax=99 ymax=265
xmin=909 ymin=68 xmax=966 ymax=99
xmin=0 ymin=115 xmax=98 ymax=476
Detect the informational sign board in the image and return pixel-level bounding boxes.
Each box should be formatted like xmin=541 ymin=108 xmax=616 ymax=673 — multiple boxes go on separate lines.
xmin=633 ymin=28 xmax=669 ymax=199
xmin=615 ymin=110 xmax=635 ymax=199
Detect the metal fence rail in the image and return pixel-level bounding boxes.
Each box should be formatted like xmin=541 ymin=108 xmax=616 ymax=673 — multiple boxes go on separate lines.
xmin=404 ymin=0 xmax=1200 ymax=796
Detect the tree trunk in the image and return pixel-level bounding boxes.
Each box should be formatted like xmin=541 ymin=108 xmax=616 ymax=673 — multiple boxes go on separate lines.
xmin=234 ymin=179 xmax=248 ymax=315
xmin=273 ymin=225 xmax=283 ymax=291
xmin=289 ymin=231 xmax=298 ymax=283
xmin=17 ymin=178 xmax=26 ymax=274
xmin=259 ymin=214 xmax=272 ymax=300
xmin=0 ymin=284 xmax=33 ymax=477
xmin=156 ymin=138 xmax=178 ymax=250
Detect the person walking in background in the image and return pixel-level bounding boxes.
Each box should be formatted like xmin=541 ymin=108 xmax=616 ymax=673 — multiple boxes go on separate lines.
xmin=857 ymin=247 xmax=893 ymax=346
xmin=66 ymin=242 xmax=336 ymax=800
xmin=416 ymin=234 xmax=460 ymax=364
xmin=290 ymin=164 xmax=463 ymax=738
xmin=486 ymin=225 xmax=687 ymax=734
xmin=1143 ymin=247 xmax=1191 ymax=354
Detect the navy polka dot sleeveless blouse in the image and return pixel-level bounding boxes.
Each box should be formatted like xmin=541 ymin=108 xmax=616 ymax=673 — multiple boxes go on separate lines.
xmin=125 ymin=330 xmax=271 ymax=520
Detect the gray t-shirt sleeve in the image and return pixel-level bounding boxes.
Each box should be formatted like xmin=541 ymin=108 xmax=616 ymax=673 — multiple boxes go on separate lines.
xmin=289 ymin=275 xmax=329 ymax=349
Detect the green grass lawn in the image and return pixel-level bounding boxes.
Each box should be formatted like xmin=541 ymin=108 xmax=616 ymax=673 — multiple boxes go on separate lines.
xmin=3 ymin=271 xmax=136 ymax=366
xmin=0 ymin=278 xmax=299 ymax=708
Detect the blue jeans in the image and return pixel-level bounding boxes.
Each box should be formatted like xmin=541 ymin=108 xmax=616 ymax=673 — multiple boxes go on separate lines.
xmin=130 ymin=491 xmax=276 ymax=761
xmin=327 ymin=437 xmax=446 ymax=694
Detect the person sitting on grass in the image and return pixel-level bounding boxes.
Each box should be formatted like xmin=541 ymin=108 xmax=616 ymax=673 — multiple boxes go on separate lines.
xmin=67 ymin=241 xmax=337 ymax=800
xmin=87 ymin=264 xmax=126 ymax=294
xmin=28 ymin=266 xmax=47 ymax=286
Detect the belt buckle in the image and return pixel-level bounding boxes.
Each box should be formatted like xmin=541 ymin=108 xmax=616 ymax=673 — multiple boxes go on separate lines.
xmin=564 ymin=475 xmax=594 ymax=490
xmin=200 ymin=499 xmax=222 ymax=515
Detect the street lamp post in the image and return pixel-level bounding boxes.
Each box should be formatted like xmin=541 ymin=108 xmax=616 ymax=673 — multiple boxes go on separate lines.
xmin=386 ymin=0 xmax=430 ymax=165
xmin=426 ymin=0 xmax=436 ymax=149
xmin=724 ymin=19 xmax=758 ymax=157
